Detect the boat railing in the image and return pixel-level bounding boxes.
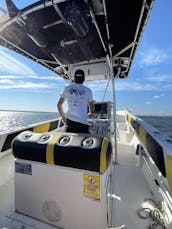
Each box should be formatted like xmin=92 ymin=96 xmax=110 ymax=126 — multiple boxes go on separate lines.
xmin=126 ymin=112 xmax=172 ymax=212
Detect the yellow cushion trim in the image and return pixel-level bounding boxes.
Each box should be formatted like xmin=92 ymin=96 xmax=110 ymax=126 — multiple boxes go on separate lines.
xmin=127 ymin=114 xmax=132 ymax=125
xmin=100 ymin=137 xmax=108 ymax=174
xmin=33 ymin=123 xmax=50 ymax=133
xmin=46 ymin=134 xmax=61 ymax=165
xmin=165 ymin=155 xmax=172 ymax=194
xmin=139 ymin=126 xmax=147 ymax=147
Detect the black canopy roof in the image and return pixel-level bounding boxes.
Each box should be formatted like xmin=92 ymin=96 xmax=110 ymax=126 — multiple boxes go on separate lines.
xmin=0 ymin=0 xmax=154 ymax=81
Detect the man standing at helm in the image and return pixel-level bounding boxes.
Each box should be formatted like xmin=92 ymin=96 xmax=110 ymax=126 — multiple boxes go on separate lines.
xmin=57 ymin=69 xmax=94 ymax=133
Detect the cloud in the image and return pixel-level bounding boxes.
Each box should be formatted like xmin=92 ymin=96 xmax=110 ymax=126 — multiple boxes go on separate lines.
xmin=0 ymin=75 xmax=63 ymax=81
xmin=0 ymin=79 xmax=57 ymax=89
xmin=153 ymin=95 xmax=160 ymax=99
xmin=145 ymin=101 xmax=151 ymax=105
xmin=147 ymin=74 xmax=172 ymax=82
xmin=31 ymin=76 xmax=61 ymax=80
xmin=86 ymin=81 xmax=109 ymax=91
xmin=115 ymin=81 xmax=156 ymax=91
xmin=0 ymin=74 xmax=62 ymax=81
xmin=0 ymin=48 xmax=37 ymax=76
xmin=0 ymin=48 xmax=63 ymax=90
xmin=115 ymin=80 xmax=172 ymax=92
xmin=0 ymin=75 xmax=23 ymax=79
xmin=85 ymin=79 xmax=172 ymax=93
xmin=0 ymin=48 xmax=63 ymax=82
xmin=153 ymin=93 xmax=165 ymax=100
xmin=139 ymin=48 xmax=168 ymax=67
xmin=0 ymin=79 xmax=14 ymax=84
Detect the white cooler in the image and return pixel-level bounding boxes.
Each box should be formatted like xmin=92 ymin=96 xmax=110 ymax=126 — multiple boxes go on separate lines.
xmin=13 ymin=131 xmax=112 ymax=229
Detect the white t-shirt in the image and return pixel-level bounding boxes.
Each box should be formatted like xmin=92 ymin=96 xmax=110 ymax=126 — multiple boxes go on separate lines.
xmin=60 ymin=83 xmax=93 ymax=124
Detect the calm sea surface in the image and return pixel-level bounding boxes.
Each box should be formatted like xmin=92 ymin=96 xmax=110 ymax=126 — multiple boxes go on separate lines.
xmin=139 ymin=115 xmax=172 ymax=139
xmin=0 ymin=111 xmax=172 ymax=138
xmin=0 ymin=111 xmax=58 ymax=133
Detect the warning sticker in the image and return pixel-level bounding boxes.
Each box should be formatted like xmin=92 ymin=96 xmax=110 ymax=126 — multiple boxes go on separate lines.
xmin=83 ymin=174 xmax=100 ymax=200
xmin=15 ymin=162 xmax=32 ymax=175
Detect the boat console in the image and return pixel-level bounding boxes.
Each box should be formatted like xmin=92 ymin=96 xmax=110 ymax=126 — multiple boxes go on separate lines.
xmin=89 ymin=101 xmax=111 ymax=138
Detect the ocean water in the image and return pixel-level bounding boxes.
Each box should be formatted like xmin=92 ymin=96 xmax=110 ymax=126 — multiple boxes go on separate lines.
xmin=0 ymin=111 xmax=58 ymax=133
xmin=139 ymin=115 xmax=172 ymax=139
xmin=0 ymin=111 xmax=172 ymax=139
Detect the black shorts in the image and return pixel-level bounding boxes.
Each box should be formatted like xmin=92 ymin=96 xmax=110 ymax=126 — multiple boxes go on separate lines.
xmin=65 ymin=119 xmax=89 ymax=133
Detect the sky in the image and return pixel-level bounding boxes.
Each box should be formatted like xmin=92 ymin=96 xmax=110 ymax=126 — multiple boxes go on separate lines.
xmin=0 ymin=0 xmax=172 ymax=115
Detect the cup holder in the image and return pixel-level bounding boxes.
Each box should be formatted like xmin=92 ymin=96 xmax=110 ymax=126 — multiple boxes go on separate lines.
xmin=39 ymin=134 xmax=51 ymax=143
xmin=82 ymin=138 xmax=94 ymax=148
xmin=59 ymin=136 xmax=70 ymax=145
xmin=21 ymin=132 xmax=33 ymax=141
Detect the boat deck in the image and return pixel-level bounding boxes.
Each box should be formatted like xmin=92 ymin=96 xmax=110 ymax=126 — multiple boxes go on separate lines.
xmin=112 ymin=143 xmax=153 ymax=228
xmin=0 ymin=140 xmax=155 ymax=229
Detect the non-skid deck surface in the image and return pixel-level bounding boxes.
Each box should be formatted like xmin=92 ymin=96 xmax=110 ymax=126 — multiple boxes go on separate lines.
xmin=111 ymin=143 xmax=153 ymax=228
xmin=0 ymin=209 xmax=58 ymax=229
xmin=116 ymin=143 xmax=138 ymax=166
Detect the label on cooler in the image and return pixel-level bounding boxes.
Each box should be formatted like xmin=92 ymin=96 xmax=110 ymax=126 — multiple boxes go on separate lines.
xmin=83 ymin=174 xmax=100 ymax=200
xmin=15 ymin=162 xmax=32 ymax=175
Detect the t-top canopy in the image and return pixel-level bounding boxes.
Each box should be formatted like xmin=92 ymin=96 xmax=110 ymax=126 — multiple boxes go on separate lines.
xmin=0 ymin=0 xmax=154 ymax=81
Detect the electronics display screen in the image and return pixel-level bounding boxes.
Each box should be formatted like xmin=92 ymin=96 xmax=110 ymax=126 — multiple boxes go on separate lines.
xmin=94 ymin=102 xmax=108 ymax=114
xmin=88 ymin=102 xmax=110 ymax=117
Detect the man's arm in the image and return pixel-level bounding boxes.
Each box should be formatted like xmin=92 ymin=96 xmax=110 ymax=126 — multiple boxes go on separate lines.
xmin=88 ymin=101 xmax=94 ymax=119
xmin=57 ymin=97 xmax=66 ymax=120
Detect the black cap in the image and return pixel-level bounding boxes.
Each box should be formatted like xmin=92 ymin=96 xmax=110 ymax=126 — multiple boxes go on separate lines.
xmin=74 ymin=69 xmax=85 ymax=84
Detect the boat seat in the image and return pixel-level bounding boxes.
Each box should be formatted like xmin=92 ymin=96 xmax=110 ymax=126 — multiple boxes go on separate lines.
xmin=12 ymin=131 xmax=112 ymax=174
